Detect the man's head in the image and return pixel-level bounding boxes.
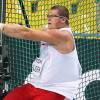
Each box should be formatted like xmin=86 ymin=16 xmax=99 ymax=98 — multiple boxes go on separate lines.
xmin=47 ymin=5 xmax=69 ymax=29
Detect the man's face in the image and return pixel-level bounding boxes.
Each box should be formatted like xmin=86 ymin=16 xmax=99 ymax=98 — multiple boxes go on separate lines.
xmin=47 ymin=9 xmax=65 ymax=29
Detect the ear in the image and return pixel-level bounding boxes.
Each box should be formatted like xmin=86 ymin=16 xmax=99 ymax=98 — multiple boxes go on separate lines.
xmin=62 ymin=17 xmax=66 ymax=22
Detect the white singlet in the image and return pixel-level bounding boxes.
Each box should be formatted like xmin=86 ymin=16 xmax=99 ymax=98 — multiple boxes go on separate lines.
xmin=25 ymin=28 xmax=82 ymax=100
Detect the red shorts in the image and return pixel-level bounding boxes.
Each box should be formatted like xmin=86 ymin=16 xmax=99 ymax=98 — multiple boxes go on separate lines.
xmin=3 ymin=83 xmax=65 ymax=100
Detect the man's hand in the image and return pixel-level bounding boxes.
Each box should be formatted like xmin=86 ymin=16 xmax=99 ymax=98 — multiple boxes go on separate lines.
xmin=0 ymin=23 xmax=4 ymax=32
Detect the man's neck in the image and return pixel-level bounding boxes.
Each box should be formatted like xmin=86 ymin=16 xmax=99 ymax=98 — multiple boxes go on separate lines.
xmin=58 ymin=25 xmax=69 ymax=29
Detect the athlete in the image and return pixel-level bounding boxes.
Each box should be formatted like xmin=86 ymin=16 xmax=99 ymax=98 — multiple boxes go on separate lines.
xmin=0 ymin=5 xmax=82 ymax=100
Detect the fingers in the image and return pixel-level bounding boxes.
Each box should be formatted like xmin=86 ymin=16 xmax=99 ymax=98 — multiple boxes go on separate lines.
xmin=0 ymin=23 xmax=4 ymax=32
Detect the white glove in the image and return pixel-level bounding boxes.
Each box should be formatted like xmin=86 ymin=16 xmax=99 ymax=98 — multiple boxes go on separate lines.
xmin=0 ymin=23 xmax=4 ymax=31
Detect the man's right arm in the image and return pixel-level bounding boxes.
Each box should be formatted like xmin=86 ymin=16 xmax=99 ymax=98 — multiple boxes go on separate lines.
xmin=0 ymin=23 xmax=75 ymax=54
xmin=0 ymin=23 xmax=30 ymax=39
xmin=0 ymin=23 xmax=61 ymax=45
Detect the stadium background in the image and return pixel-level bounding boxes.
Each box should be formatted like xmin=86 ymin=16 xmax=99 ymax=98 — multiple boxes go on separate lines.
xmin=0 ymin=0 xmax=100 ymax=100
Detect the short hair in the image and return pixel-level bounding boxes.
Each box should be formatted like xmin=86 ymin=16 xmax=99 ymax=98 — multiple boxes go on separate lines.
xmin=50 ymin=5 xmax=69 ymax=25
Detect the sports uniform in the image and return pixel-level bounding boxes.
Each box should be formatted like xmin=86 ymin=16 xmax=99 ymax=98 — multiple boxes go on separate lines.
xmin=4 ymin=28 xmax=82 ymax=100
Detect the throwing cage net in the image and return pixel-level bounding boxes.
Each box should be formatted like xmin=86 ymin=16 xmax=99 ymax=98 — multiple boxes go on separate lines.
xmin=0 ymin=0 xmax=100 ymax=100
